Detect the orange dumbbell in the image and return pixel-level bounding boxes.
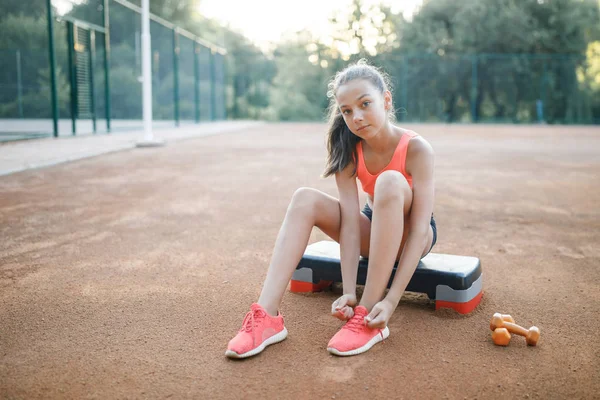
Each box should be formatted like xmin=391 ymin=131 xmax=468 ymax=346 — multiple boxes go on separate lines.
xmin=490 ymin=314 xmax=515 ymax=346
xmin=492 ymin=327 xmax=511 ymax=346
xmin=490 ymin=313 xmax=541 ymax=346
xmin=489 ymin=314 xmax=515 ymax=330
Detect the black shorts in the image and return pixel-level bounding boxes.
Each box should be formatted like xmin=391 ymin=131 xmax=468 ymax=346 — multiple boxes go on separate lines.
xmin=361 ymin=203 xmax=437 ymax=256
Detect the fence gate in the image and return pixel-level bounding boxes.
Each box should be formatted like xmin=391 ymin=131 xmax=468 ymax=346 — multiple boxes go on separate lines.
xmin=66 ymin=21 xmax=97 ymax=134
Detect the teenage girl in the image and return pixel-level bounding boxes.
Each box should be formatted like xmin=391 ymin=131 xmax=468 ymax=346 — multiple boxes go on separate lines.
xmin=226 ymin=59 xmax=436 ymax=358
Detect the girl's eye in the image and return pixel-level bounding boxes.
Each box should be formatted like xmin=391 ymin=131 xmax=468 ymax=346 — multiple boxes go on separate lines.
xmin=342 ymin=109 xmax=351 ymax=115
xmin=363 ymin=101 xmax=370 ymax=107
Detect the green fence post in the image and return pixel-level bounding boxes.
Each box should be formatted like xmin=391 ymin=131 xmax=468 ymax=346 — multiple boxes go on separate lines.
xmin=222 ymin=54 xmax=227 ymax=120
xmin=103 ymin=0 xmax=111 ymax=133
xmin=541 ymin=58 xmax=547 ymax=121
xmin=172 ymin=28 xmax=180 ymax=126
xmin=16 ymin=50 xmax=23 ymax=118
xmin=471 ymin=54 xmax=478 ymax=122
xmin=89 ymin=30 xmax=97 ymax=133
xmin=194 ymin=42 xmax=200 ymax=123
xmin=210 ymin=49 xmax=216 ymax=121
xmin=46 ymin=0 xmax=59 ymax=137
xmin=66 ymin=21 xmax=77 ymax=135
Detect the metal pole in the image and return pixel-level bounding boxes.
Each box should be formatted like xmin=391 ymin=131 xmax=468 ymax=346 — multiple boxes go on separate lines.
xmin=136 ymin=0 xmax=163 ymax=147
xmin=89 ymin=30 xmax=97 ymax=133
xmin=194 ymin=43 xmax=200 ymax=123
xmin=46 ymin=0 xmax=59 ymax=137
xmin=66 ymin=22 xmax=77 ymax=135
xmin=141 ymin=0 xmax=153 ymax=140
xmin=16 ymin=50 xmax=23 ymax=118
xmin=172 ymin=28 xmax=180 ymax=126
xmin=221 ymin=55 xmax=227 ymax=120
xmin=103 ymin=0 xmax=111 ymax=132
xmin=471 ymin=55 xmax=478 ymax=122
xmin=540 ymin=59 xmax=547 ymax=123
xmin=135 ymin=31 xmax=141 ymax=69
xmin=210 ymin=50 xmax=216 ymax=121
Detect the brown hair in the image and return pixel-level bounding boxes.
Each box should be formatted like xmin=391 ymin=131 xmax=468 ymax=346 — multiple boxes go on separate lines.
xmin=322 ymin=59 xmax=395 ymax=178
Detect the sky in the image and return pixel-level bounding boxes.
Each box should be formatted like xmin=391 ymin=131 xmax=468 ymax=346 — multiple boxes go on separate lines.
xmin=198 ymin=0 xmax=423 ymax=49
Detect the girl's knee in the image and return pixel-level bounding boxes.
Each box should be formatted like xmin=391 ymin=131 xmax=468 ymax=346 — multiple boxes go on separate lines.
xmin=374 ymin=171 xmax=409 ymax=202
xmin=289 ymin=187 xmax=321 ymax=216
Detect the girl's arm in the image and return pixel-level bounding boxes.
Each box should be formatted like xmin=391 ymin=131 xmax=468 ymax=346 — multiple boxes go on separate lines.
xmin=385 ymin=138 xmax=435 ymax=307
xmin=335 ymin=163 xmax=362 ymax=296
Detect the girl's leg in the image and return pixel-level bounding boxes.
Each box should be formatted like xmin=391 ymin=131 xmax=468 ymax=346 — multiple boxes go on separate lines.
xmin=257 ymin=187 xmax=372 ymax=316
xmin=227 ymin=188 xmax=372 ymax=358
xmin=359 ymin=171 xmax=413 ymax=310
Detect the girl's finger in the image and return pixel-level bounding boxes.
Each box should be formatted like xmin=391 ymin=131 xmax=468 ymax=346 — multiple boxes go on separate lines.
xmin=342 ymin=306 xmax=354 ymax=319
xmin=333 ymin=305 xmax=348 ymax=319
xmin=334 ymin=298 xmax=345 ymax=310
xmin=332 ymin=298 xmax=342 ymax=311
xmin=365 ymin=308 xmax=380 ymax=324
xmin=366 ymin=313 xmax=386 ymax=329
xmin=368 ymin=320 xmax=385 ymax=329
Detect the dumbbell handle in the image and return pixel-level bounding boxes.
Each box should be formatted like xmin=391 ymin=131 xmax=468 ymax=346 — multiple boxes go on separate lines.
xmin=502 ymin=321 xmax=530 ymax=337
xmin=489 ymin=314 xmax=515 ymax=331
xmin=499 ymin=314 xmax=514 ymax=323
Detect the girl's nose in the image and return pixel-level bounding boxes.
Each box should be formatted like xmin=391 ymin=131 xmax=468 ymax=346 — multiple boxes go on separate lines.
xmin=353 ymin=112 xmax=363 ymax=123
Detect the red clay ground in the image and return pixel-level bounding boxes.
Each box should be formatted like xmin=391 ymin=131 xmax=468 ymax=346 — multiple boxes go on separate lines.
xmin=1 ymin=123 xmax=599 ymax=399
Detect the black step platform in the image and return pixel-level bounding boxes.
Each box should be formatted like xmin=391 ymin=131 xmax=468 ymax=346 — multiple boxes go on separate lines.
xmin=291 ymin=241 xmax=483 ymax=314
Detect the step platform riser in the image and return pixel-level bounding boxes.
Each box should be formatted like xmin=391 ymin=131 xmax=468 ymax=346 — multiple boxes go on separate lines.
xmin=290 ymin=241 xmax=483 ymax=314
xmin=291 ymin=269 xmax=483 ymax=304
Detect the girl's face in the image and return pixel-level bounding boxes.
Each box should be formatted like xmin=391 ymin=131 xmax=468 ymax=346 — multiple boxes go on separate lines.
xmin=336 ymin=79 xmax=391 ymax=139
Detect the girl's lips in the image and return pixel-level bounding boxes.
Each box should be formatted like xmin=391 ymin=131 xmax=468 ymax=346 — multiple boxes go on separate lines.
xmin=357 ymin=125 xmax=369 ymax=131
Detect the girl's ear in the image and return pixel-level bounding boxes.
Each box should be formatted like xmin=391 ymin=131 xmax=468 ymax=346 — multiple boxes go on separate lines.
xmin=384 ymin=90 xmax=392 ymax=111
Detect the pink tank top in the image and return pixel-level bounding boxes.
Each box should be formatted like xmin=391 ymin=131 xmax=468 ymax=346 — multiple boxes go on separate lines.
xmin=355 ymin=130 xmax=419 ymax=197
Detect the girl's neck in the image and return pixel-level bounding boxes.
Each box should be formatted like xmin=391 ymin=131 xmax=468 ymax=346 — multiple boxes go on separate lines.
xmin=364 ymin=122 xmax=401 ymax=153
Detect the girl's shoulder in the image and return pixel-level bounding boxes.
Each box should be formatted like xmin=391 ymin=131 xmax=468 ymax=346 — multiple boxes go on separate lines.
xmin=403 ymin=129 xmax=434 ymax=173
xmin=396 ymin=127 xmax=430 ymax=146
xmin=398 ymin=127 xmax=419 ymax=138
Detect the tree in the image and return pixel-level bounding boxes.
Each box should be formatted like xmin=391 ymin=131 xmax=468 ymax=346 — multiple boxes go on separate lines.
xmin=268 ymin=34 xmax=332 ymax=121
xmin=222 ymin=29 xmax=276 ymax=119
xmin=0 ymin=14 xmax=70 ymax=118
xmin=324 ymin=0 xmax=402 ymax=59
xmin=0 ymin=0 xmax=46 ymax=19
xmin=397 ymin=0 xmax=600 ymax=122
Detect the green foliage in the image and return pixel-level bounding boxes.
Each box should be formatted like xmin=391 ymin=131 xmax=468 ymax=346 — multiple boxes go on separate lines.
xmin=1 ymin=0 xmax=599 ymax=124
xmin=268 ymin=39 xmax=331 ymax=121
xmin=66 ymin=0 xmax=105 ymax=27
xmin=389 ymin=0 xmax=600 ymax=123
xmin=579 ymin=41 xmax=600 ymax=122
xmin=0 ymin=13 xmax=70 ymax=118
xmin=109 ymin=66 xmax=143 ymax=119
xmin=0 ymin=0 xmax=46 ymax=19
xmin=326 ymin=0 xmax=403 ymax=58
xmin=0 ymin=13 xmax=48 ymax=49
xmin=224 ymin=29 xmax=276 ymax=118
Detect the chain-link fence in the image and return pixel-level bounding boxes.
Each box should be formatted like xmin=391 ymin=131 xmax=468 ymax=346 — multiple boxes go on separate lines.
xmin=381 ymin=53 xmax=595 ymax=124
xmin=1 ymin=1 xmax=596 ymax=141
xmin=0 ymin=0 xmax=227 ymax=140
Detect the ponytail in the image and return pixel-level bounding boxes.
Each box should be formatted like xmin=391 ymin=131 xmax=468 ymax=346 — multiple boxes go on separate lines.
xmin=322 ymin=106 xmax=360 ymax=177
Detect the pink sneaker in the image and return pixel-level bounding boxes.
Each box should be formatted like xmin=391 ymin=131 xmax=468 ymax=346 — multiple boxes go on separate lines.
xmin=327 ymin=305 xmax=389 ymax=356
xmin=225 ymin=303 xmax=288 ymax=359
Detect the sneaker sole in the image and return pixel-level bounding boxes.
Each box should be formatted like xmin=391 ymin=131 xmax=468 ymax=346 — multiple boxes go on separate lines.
xmin=225 ymin=327 xmax=288 ymax=359
xmin=327 ymin=326 xmax=390 ymax=357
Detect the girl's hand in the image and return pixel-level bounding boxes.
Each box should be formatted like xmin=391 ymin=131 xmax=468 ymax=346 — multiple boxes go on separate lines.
xmin=365 ymin=299 xmax=394 ymax=329
xmin=331 ymin=293 xmax=357 ymax=320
